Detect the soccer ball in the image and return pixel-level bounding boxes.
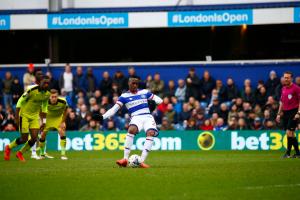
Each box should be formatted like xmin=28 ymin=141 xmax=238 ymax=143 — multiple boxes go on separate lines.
xmin=128 ymin=154 xmax=142 ymax=168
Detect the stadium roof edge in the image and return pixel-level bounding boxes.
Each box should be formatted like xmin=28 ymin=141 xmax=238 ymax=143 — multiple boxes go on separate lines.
xmin=0 ymin=2 xmax=300 ymax=14
xmin=1 ymin=59 xmax=300 ymax=68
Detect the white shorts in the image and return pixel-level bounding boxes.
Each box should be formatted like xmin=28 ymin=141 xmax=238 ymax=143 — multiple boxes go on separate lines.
xmin=129 ymin=114 xmax=158 ymax=136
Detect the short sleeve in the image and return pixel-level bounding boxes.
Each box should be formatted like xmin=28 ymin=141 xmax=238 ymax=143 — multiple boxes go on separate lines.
xmin=117 ymin=96 xmax=125 ymax=106
xmin=145 ymin=90 xmax=154 ymax=100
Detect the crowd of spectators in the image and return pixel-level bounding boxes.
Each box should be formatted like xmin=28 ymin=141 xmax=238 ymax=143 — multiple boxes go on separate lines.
xmin=1 ymin=64 xmax=300 ymax=132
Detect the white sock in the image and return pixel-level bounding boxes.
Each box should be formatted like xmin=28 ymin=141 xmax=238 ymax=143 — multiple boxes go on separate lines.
xmin=31 ymin=143 xmax=37 ymax=155
xmin=141 ymin=136 xmax=154 ymax=162
xmin=124 ymin=133 xmax=135 ymax=160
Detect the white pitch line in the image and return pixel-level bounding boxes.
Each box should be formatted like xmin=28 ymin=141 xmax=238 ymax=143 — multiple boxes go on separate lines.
xmin=244 ymin=183 xmax=300 ymax=190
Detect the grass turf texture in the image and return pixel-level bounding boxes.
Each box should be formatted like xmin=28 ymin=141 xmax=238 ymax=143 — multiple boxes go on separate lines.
xmin=0 ymin=151 xmax=300 ymax=200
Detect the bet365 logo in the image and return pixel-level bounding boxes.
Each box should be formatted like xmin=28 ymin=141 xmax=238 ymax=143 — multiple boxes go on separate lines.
xmin=197 ymin=132 xmax=215 ymax=150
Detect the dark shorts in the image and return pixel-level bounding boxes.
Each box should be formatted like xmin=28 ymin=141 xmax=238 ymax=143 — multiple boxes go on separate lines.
xmin=282 ymin=108 xmax=298 ymax=131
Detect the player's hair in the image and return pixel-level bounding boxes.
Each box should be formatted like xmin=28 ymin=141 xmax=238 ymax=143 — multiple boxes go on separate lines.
xmin=128 ymin=77 xmax=139 ymax=83
xmin=284 ymin=71 xmax=293 ymax=77
xmin=50 ymin=89 xmax=58 ymax=94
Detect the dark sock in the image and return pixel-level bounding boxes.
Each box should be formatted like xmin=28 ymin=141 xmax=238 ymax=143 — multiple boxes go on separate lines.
xmin=292 ymin=137 xmax=299 ymax=154
xmin=287 ymin=137 xmax=292 ymax=155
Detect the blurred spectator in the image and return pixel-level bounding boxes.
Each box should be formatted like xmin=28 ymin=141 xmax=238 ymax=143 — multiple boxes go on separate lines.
xmin=208 ymin=99 xmax=220 ymax=116
xmin=59 ymin=64 xmax=73 ymax=99
xmin=3 ymin=123 xmax=16 ymax=132
xmin=78 ymin=104 xmax=89 ymax=127
xmin=46 ymin=71 xmax=60 ymax=91
xmin=157 ymin=97 xmax=169 ymax=114
xmin=80 ymin=119 xmax=100 ymax=131
xmin=200 ymin=119 xmax=214 ymax=130
xmin=255 ymin=86 xmax=267 ymax=107
xmin=104 ymin=119 xmax=118 ymax=131
xmin=218 ymin=103 xmax=229 ymax=124
xmin=213 ymin=118 xmax=227 ymax=131
xmin=145 ymin=75 xmax=152 ymax=89
xmin=295 ymin=76 xmax=300 ymax=87
xmin=186 ymin=118 xmax=197 ymax=130
xmin=185 ymin=68 xmax=201 ymax=101
xmin=73 ymin=66 xmax=85 ymax=94
xmin=99 ymin=71 xmax=112 ymax=96
xmin=149 ymin=73 xmax=164 ymax=97
xmin=241 ymin=86 xmax=255 ymax=105
xmin=94 ymin=90 xmax=102 ymax=104
xmin=274 ymin=77 xmax=284 ymax=101
xmin=210 ymin=112 xmax=219 ymax=127
xmin=113 ymin=71 xmax=127 ymax=92
xmin=100 ymin=96 xmax=111 ymax=111
xmin=195 ymin=111 xmax=205 ymax=127
xmin=111 ymin=82 xmax=121 ymax=96
xmin=200 ymin=70 xmax=216 ymax=103
xmin=11 ymin=77 xmax=23 ymax=108
xmin=175 ymin=79 xmax=186 ymax=102
xmin=264 ymin=120 xmax=277 ymax=130
xmin=235 ymin=98 xmax=243 ymax=111
xmin=85 ymin=67 xmax=97 ymax=97
xmin=244 ymin=78 xmax=252 ymax=89
xmin=251 ymin=117 xmax=263 ymax=130
xmin=23 ymin=63 xmax=35 ymax=90
xmin=226 ymin=78 xmax=240 ymax=102
xmin=207 ymin=89 xmax=219 ymax=108
xmin=164 ymin=103 xmax=177 ymax=124
xmin=2 ymin=71 xmax=13 ymax=107
xmin=66 ymin=111 xmax=80 ymax=130
xmin=160 ymin=117 xmax=174 ymax=130
xmin=227 ymin=117 xmax=238 ymax=130
xmin=215 ymin=79 xmax=227 ymax=103
xmin=127 ymin=66 xmax=140 ymax=80
xmin=237 ymin=118 xmax=249 ymax=130
xmin=265 ymin=70 xmax=280 ymax=96
xmin=178 ymin=103 xmax=191 ymax=123
xmin=164 ymin=80 xmax=176 ymax=98
xmin=228 ymin=104 xmax=238 ymax=120
xmin=171 ymin=96 xmax=182 ymax=114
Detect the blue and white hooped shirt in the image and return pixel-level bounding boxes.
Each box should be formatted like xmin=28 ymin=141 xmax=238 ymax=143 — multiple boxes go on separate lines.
xmin=116 ymin=89 xmax=154 ymax=117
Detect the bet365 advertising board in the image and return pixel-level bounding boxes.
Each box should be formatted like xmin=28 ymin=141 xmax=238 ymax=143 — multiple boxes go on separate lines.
xmin=0 ymin=131 xmax=299 ymax=151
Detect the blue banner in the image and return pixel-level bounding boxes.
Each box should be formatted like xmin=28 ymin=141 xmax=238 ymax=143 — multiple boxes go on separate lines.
xmin=294 ymin=8 xmax=300 ymax=23
xmin=48 ymin=13 xmax=128 ymax=29
xmin=168 ymin=9 xmax=253 ymax=27
xmin=0 ymin=15 xmax=10 ymax=30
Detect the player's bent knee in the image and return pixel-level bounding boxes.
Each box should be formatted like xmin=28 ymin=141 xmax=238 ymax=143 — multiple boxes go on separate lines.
xmin=146 ymin=130 xmax=156 ymax=137
xmin=128 ymin=125 xmax=138 ymax=135
xmin=28 ymin=139 xmax=36 ymax=146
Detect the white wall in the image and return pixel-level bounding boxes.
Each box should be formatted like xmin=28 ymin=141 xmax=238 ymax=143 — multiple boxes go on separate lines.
xmin=0 ymin=0 xmax=48 ymax=10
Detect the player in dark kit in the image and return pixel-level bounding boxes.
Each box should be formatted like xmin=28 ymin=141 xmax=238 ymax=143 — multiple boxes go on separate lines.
xmin=276 ymin=71 xmax=300 ymax=158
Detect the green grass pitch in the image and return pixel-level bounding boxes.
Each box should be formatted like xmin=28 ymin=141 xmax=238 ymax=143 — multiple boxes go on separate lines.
xmin=1 ymin=151 xmax=300 ymax=200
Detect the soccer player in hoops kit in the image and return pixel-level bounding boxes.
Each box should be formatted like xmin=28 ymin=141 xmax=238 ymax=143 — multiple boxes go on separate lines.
xmin=38 ymin=89 xmax=68 ymax=160
xmin=97 ymin=78 xmax=163 ymax=168
xmin=4 ymin=76 xmax=50 ymax=162
xmin=276 ymin=71 xmax=300 ymax=158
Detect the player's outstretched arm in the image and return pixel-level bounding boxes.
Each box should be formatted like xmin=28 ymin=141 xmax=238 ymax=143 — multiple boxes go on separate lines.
xmin=93 ymin=104 xmax=122 ymax=122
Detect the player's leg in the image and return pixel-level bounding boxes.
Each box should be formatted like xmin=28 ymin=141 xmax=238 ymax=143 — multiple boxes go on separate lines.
xmin=140 ymin=115 xmax=159 ymax=168
xmin=116 ymin=117 xmax=140 ymax=167
xmin=58 ymin=128 xmax=67 ymax=160
xmin=5 ymin=133 xmax=28 ymax=161
xmin=287 ymin=118 xmax=300 ymax=157
xmin=15 ymin=129 xmax=39 ymax=162
xmin=39 ymin=130 xmax=47 ymax=157
xmin=17 ymin=118 xmax=40 ymax=161
xmin=4 ymin=116 xmax=29 ymax=160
